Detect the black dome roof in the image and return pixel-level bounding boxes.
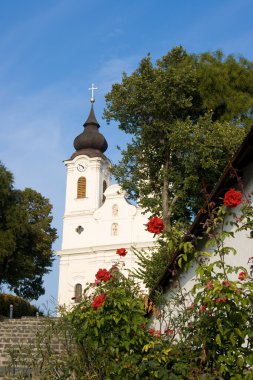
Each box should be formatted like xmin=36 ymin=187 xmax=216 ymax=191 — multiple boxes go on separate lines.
xmin=72 ymin=104 xmax=108 ymax=159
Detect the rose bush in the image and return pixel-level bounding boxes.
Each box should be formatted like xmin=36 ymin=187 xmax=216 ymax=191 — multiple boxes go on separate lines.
xmin=65 ymin=187 xmax=253 ymax=379
xmin=174 ymin=190 xmax=253 ymax=378
xmin=68 ymin=262 xmax=154 ymax=378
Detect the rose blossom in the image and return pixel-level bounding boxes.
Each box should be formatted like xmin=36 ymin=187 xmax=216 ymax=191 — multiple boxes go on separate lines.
xmin=147 ymin=216 xmax=165 ymax=235
xmin=199 ymin=305 xmax=207 ymax=313
xmin=238 ymin=271 xmax=247 ymax=281
xmin=215 ymin=297 xmax=227 ymax=303
xmin=165 ymin=329 xmax=174 ymax=335
xmin=223 ymin=188 xmax=242 ymax=208
xmin=205 ymin=281 xmax=213 ymax=289
xmin=223 ymin=280 xmax=230 ymax=287
xmin=148 ymin=329 xmax=161 ymax=337
xmin=116 ymin=248 xmax=128 ymax=257
xmin=91 ymin=293 xmax=106 ymax=309
xmin=95 ymin=268 xmax=112 ymax=282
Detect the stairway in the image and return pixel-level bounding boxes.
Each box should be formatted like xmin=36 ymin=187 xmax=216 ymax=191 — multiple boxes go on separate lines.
xmin=0 ymin=317 xmax=70 ymax=379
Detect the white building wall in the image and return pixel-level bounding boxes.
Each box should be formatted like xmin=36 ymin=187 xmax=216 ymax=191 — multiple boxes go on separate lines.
xmin=57 ymin=154 xmax=156 ymax=307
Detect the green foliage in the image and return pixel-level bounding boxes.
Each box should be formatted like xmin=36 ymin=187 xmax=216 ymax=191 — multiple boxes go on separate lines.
xmin=0 ymin=293 xmax=41 ymax=318
xmin=170 ymin=196 xmax=253 ymax=378
xmin=5 ymin=195 xmax=253 ymax=379
xmin=134 ymin=225 xmax=185 ymax=289
xmin=0 ymin=162 xmax=57 ymax=300
xmin=68 ymin=268 xmax=151 ymax=378
xmin=104 ymin=46 xmax=251 ymax=223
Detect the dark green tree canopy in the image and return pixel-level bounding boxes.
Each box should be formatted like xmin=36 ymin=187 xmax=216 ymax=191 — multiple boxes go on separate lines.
xmin=0 ymin=163 xmax=57 ymax=300
xmin=104 ymin=47 xmax=253 ymax=225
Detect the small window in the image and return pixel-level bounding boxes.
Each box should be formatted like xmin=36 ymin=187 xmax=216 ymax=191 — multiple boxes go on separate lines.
xmin=102 ymin=180 xmax=107 ymax=203
xmin=111 ymin=223 xmax=118 ymax=236
xmin=112 ymin=204 xmax=118 ymax=217
xmin=74 ymin=283 xmax=82 ymax=303
xmin=77 ymin=177 xmax=86 ymax=198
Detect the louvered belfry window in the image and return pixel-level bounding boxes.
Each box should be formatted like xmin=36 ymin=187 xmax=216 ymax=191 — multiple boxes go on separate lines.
xmin=77 ymin=177 xmax=86 ymax=198
xmin=102 ymin=180 xmax=107 ymax=203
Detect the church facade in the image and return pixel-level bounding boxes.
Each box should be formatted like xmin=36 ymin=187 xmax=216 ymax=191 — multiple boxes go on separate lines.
xmin=57 ymin=97 xmax=155 ymax=307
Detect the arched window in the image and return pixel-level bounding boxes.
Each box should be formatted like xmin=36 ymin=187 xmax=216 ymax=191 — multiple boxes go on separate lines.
xmin=77 ymin=177 xmax=86 ymax=198
xmin=111 ymin=223 xmax=118 ymax=236
xmin=74 ymin=283 xmax=82 ymax=303
xmin=102 ymin=180 xmax=107 ymax=203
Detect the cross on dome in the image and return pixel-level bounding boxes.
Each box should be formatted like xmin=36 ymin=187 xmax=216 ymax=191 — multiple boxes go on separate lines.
xmin=89 ymin=83 xmax=98 ymax=103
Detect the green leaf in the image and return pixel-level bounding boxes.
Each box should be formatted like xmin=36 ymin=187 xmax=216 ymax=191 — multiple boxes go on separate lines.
xmin=216 ymin=334 xmax=222 ymax=347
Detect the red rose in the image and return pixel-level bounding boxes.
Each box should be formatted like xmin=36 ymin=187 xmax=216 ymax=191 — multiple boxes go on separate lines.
xmin=223 ymin=188 xmax=242 ymax=208
xmin=165 ymin=328 xmax=174 ymax=335
xmin=147 ymin=216 xmax=165 ymax=235
xmin=95 ymin=268 xmax=112 ymax=282
xmin=199 ymin=305 xmax=206 ymax=313
xmin=238 ymin=271 xmax=247 ymax=281
xmin=205 ymin=281 xmax=213 ymax=289
xmin=223 ymin=280 xmax=230 ymax=287
xmin=91 ymin=293 xmax=106 ymax=309
xmin=116 ymin=248 xmax=128 ymax=257
xmin=148 ymin=328 xmax=155 ymax=335
xmin=148 ymin=329 xmax=160 ymax=337
xmin=215 ymin=297 xmax=226 ymax=303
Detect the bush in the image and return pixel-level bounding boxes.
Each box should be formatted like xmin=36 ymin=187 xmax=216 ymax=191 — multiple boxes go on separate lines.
xmin=0 ymin=293 xmax=42 ymax=318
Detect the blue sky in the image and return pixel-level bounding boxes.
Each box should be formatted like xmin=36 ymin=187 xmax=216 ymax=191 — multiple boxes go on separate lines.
xmin=1 ymin=0 xmax=253 ymax=311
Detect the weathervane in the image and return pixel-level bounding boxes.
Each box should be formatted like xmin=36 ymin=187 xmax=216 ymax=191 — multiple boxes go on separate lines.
xmin=89 ymin=83 xmax=98 ymax=103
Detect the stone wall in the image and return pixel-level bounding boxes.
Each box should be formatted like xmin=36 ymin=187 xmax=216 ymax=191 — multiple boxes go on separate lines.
xmin=0 ymin=316 xmax=74 ymax=379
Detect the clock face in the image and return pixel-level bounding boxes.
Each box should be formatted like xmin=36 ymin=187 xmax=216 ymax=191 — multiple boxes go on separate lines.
xmin=77 ymin=160 xmax=88 ymax=172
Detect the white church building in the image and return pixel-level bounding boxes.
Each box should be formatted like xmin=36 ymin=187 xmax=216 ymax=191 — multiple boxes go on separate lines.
xmin=57 ymin=94 xmax=155 ymax=307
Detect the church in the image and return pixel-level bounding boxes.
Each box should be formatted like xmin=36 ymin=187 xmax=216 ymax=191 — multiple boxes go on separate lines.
xmin=57 ymin=89 xmax=155 ymax=307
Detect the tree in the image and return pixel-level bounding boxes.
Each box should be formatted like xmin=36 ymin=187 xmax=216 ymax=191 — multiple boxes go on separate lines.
xmin=0 ymin=162 xmax=57 ymax=300
xmin=104 ymin=47 xmax=253 ymax=227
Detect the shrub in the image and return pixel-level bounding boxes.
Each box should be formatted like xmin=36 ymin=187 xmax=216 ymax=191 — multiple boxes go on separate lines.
xmin=0 ymin=293 xmax=42 ymax=318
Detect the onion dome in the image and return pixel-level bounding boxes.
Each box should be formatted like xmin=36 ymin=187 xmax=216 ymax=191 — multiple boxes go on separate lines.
xmin=71 ymin=103 xmax=108 ymax=159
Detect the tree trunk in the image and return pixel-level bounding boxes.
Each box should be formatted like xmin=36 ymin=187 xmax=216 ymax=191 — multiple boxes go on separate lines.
xmin=162 ymin=154 xmax=169 ymax=230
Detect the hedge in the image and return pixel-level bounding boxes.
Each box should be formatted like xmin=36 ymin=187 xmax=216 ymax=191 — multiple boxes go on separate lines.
xmin=0 ymin=293 xmax=42 ymax=318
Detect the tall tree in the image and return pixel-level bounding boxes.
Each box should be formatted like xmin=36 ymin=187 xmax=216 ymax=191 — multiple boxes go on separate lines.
xmin=0 ymin=163 xmax=57 ymax=300
xmin=104 ymin=47 xmax=253 ymax=227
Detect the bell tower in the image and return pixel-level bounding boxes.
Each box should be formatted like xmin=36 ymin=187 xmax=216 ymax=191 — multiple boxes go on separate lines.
xmin=61 ymin=87 xmax=111 ymax=250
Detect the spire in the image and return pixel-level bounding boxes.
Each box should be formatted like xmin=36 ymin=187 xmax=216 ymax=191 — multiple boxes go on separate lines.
xmin=83 ymin=103 xmax=99 ymax=127
xmin=71 ymin=85 xmax=108 ymax=159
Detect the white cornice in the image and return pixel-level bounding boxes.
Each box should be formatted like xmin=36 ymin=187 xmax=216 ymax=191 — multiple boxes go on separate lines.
xmin=57 ymin=241 xmax=155 ymax=257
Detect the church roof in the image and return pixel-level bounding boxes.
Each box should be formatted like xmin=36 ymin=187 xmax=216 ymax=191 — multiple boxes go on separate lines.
xmin=150 ymin=125 xmax=253 ymax=297
xmin=71 ymin=103 xmax=108 ymax=159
